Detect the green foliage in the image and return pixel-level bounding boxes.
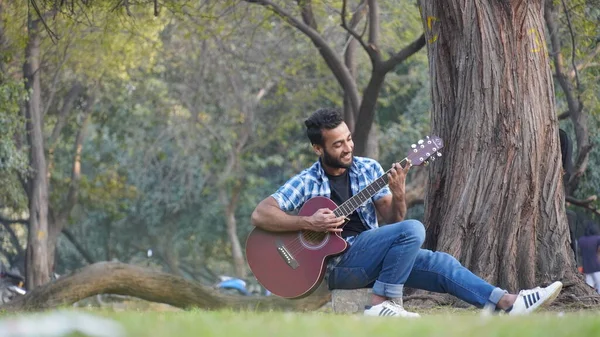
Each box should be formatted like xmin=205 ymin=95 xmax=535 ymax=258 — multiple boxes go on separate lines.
xmin=0 ymin=79 xmax=28 ymax=210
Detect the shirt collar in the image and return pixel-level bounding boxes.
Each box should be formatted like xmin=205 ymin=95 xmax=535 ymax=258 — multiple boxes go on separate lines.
xmin=315 ymin=157 xmax=360 ymax=180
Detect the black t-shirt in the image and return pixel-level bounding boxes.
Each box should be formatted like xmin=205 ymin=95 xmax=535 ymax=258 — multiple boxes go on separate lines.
xmin=326 ymin=170 xmax=368 ymax=238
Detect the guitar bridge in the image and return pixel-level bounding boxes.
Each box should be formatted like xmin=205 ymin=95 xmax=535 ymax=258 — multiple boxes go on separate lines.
xmin=276 ymin=240 xmax=299 ymax=269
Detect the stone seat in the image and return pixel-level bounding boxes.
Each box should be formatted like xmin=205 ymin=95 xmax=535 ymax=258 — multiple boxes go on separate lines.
xmin=331 ymin=288 xmax=372 ymax=314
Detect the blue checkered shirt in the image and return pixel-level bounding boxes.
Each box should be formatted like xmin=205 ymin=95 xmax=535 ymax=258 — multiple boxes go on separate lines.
xmin=271 ymin=156 xmax=391 ymax=277
xmin=271 ymin=156 xmax=391 ymax=237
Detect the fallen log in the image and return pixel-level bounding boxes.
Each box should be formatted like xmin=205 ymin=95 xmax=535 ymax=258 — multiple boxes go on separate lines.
xmin=0 ymin=262 xmax=330 ymax=312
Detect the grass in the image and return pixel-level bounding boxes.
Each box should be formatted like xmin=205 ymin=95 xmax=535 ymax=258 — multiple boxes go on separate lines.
xmin=44 ymin=308 xmax=600 ymax=337
xmin=3 ymin=303 xmax=600 ymax=337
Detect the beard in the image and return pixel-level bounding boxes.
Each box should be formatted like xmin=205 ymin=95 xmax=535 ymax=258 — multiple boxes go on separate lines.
xmin=322 ymin=149 xmax=353 ymax=169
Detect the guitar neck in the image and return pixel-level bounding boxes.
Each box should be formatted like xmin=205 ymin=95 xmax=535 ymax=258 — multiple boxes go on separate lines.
xmin=333 ymin=158 xmax=409 ymax=218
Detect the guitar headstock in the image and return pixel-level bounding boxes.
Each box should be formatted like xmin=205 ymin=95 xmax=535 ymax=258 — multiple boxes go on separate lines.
xmin=406 ymin=135 xmax=444 ymax=166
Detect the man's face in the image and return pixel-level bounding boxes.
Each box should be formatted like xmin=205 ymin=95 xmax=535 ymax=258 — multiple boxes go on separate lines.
xmin=316 ymin=122 xmax=354 ymax=169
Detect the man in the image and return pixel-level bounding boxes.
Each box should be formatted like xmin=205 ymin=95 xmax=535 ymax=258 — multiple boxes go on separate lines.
xmin=251 ymin=107 xmax=562 ymax=317
xmin=578 ymin=221 xmax=600 ymax=294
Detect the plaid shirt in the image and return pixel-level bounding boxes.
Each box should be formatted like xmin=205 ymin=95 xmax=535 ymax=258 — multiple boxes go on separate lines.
xmin=271 ymin=156 xmax=391 ymax=242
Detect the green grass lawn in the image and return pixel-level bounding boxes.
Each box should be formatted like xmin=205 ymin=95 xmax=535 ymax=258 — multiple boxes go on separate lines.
xmin=3 ymin=307 xmax=600 ymax=337
xmin=94 ymin=309 xmax=600 ymax=337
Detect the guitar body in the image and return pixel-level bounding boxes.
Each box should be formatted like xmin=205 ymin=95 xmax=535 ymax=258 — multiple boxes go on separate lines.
xmin=245 ymin=197 xmax=348 ymax=299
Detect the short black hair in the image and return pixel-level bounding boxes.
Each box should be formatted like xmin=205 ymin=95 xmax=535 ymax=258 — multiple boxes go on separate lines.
xmin=584 ymin=220 xmax=600 ymax=236
xmin=304 ymin=108 xmax=344 ymax=146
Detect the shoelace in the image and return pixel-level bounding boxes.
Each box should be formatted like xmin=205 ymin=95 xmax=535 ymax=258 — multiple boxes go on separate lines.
xmin=386 ymin=300 xmax=408 ymax=313
xmin=518 ymin=286 xmax=542 ymax=296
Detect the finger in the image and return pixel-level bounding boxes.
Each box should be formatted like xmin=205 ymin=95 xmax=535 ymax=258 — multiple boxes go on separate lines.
xmin=327 ymin=216 xmax=345 ymax=224
xmin=402 ymin=162 xmax=411 ymax=173
xmin=328 ymin=227 xmax=344 ymax=233
xmin=318 ymin=208 xmax=334 ymax=215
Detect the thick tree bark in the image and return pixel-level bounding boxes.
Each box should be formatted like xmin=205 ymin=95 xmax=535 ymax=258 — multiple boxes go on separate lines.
xmin=23 ymin=13 xmax=50 ymax=289
xmin=0 ymin=262 xmax=330 ymax=312
xmin=418 ymin=0 xmax=594 ymax=298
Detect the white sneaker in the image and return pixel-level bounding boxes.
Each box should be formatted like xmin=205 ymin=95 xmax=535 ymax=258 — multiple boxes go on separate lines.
xmin=508 ymin=281 xmax=563 ymax=315
xmin=363 ymin=300 xmax=420 ymax=318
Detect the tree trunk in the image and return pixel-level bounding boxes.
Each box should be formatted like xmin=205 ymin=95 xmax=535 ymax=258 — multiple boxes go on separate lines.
xmin=0 ymin=262 xmax=330 ymax=312
xmin=418 ymin=0 xmax=593 ymax=297
xmin=23 ymin=13 xmax=50 ymax=289
xmin=219 ymin=188 xmax=246 ymax=278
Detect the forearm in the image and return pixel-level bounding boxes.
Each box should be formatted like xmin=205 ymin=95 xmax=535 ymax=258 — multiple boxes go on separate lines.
xmin=388 ymin=193 xmax=407 ymax=223
xmin=251 ymin=199 xmax=311 ymax=232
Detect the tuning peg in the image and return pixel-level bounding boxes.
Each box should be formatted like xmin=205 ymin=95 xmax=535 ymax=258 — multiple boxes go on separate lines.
xmin=418 ymin=139 xmax=424 ymax=145
xmin=423 ymin=160 xmax=429 ymax=166
xmin=430 ymin=156 xmax=435 ymax=161
xmin=411 ymin=144 xmax=417 ymax=149
xmin=437 ymin=152 xmax=442 ymax=157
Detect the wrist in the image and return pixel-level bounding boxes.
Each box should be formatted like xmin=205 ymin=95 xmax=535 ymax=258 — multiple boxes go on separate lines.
xmin=299 ymin=216 xmax=313 ymax=231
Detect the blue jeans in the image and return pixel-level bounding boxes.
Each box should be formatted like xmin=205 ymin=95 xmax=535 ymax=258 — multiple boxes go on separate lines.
xmin=327 ymin=220 xmax=506 ymax=307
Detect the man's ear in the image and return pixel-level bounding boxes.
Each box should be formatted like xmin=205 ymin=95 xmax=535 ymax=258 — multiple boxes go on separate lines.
xmin=312 ymin=144 xmax=322 ymax=156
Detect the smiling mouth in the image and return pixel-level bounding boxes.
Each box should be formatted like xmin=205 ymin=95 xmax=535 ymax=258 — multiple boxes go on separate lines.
xmin=341 ymin=153 xmax=352 ymax=160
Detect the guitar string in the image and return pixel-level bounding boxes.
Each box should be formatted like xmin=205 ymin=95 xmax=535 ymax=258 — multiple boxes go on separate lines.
xmin=284 ymin=158 xmax=412 ymax=256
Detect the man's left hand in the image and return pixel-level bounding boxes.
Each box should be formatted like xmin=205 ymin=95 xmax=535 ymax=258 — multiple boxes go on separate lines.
xmin=387 ymin=161 xmax=411 ymax=197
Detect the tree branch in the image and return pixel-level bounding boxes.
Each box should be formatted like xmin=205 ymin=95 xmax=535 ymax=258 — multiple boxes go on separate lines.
xmin=570 ymin=44 xmax=600 ymax=78
xmin=381 ymin=35 xmax=426 ymax=73
xmin=296 ymin=0 xmax=318 ymax=31
xmin=0 ymin=215 xmax=29 ymax=225
xmin=61 ymin=228 xmax=95 ymax=264
xmin=47 ymin=82 xmax=83 ymax=150
xmin=341 ymin=0 xmax=373 ymax=57
xmin=566 ymin=195 xmax=600 ymax=217
xmin=244 ymin=0 xmax=361 ymax=114
xmin=367 ymin=0 xmax=378 ymax=47
xmin=560 ymin=0 xmax=581 ymax=89
xmin=545 ymin=0 xmax=590 ymax=194
xmin=0 ymin=221 xmax=24 ymax=257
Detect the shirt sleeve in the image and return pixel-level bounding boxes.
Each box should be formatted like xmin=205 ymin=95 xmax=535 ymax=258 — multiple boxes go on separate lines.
xmin=271 ymin=175 xmax=307 ymax=212
xmin=371 ymin=160 xmax=391 ymax=201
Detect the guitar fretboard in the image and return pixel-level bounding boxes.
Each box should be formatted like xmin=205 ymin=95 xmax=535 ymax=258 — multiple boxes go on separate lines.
xmin=332 ymin=158 xmax=409 ymax=218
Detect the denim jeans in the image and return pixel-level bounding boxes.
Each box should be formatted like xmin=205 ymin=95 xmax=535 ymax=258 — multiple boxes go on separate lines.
xmin=327 ymin=220 xmax=506 ymax=308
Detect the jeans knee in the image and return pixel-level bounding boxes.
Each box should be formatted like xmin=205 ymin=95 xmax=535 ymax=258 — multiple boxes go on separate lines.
xmin=401 ymin=220 xmax=426 ymax=246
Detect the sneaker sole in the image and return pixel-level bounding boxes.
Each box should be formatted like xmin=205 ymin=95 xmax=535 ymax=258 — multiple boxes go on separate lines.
xmin=539 ymin=281 xmax=563 ymax=309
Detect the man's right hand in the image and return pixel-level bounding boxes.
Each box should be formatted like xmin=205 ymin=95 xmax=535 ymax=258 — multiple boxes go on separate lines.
xmin=306 ymin=208 xmax=345 ymax=232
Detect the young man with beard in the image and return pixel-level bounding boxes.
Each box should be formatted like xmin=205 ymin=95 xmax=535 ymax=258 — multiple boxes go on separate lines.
xmin=251 ymin=108 xmax=562 ymax=317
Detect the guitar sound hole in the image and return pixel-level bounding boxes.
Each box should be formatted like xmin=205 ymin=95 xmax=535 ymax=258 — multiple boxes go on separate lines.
xmin=300 ymin=231 xmax=328 ymax=248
